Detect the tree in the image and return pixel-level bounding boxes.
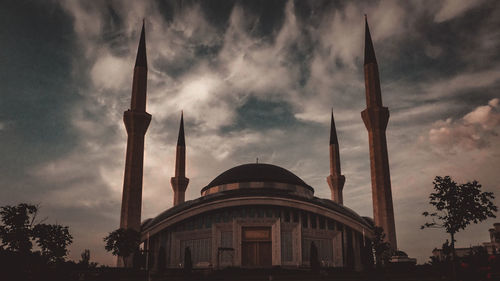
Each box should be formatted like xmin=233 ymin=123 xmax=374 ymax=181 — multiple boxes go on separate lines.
xmin=103 ymin=228 xmax=140 ymax=267
xmin=0 ymin=203 xmax=73 ymax=263
xmin=371 ymin=226 xmax=392 ymax=268
xmin=441 ymin=240 xmax=452 ymax=262
xmin=0 ymin=203 xmax=38 ymax=253
xmin=421 ymin=176 xmax=497 ymax=279
xmin=33 ymin=223 xmax=73 ymax=263
xmin=80 ymin=249 xmax=90 ymax=266
xmin=78 ymin=249 xmax=98 ymax=268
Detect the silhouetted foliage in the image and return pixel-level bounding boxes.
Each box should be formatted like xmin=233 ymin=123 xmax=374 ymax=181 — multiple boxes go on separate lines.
xmin=80 ymin=249 xmax=90 ymax=266
xmin=0 ymin=203 xmax=38 ymax=253
xmin=428 ymin=254 xmax=441 ymax=266
xmin=103 ymin=228 xmax=140 ymax=267
xmin=421 ymin=176 xmax=497 ymax=280
xmin=441 ymin=240 xmax=452 ymax=262
xmin=0 ymin=203 xmax=73 ymax=263
xmin=469 ymin=246 xmax=488 ymax=265
xmin=0 ymin=203 xmax=74 ymax=280
xmin=184 ymin=246 xmax=193 ymax=273
xmin=371 ymin=226 xmax=392 ymax=268
xmin=361 ymin=237 xmax=375 ymax=270
xmin=33 ymin=223 xmax=73 ymax=263
xmin=78 ymin=248 xmax=98 ymax=268
xmin=427 ymin=240 xmax=452 ymax=275
xmin=310 ymin=241 xmax=320 ymax=273
xmin=421 ymin=176 xmax=497 ymax=234
xmin=455 ymin=246 xmax=496 ymax=280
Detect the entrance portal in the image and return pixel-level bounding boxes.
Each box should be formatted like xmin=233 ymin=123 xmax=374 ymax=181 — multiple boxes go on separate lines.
xmin=241 ymin=227 xmax=272 ymax=267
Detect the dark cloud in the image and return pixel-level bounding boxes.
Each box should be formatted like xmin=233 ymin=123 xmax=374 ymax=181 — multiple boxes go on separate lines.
xmin=222 ymin=96 xmax=296 ymax=132
xmin=0 ymin=0 xmax=80 ymax=191
xmin=1 ymin=0 xmax=499 ymax=265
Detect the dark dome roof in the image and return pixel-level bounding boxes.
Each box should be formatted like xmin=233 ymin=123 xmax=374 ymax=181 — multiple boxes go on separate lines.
xmin=201 ymin=163 xmax=314 ymax=193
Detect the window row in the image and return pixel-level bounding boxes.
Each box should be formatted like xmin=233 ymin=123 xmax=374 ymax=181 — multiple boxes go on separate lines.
xmin=172 ymin=206 xmax=344 ymax=232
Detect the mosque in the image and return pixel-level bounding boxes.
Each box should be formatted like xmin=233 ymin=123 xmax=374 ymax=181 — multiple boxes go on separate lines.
xmin=118 ymin=18 xmax=397 ymax=271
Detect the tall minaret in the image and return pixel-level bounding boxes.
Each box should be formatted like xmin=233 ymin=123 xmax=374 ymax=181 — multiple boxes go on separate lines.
xmin=326 ymin=110 xmax=345 ymax=204
xmin=361 ymin=16 xmax=397 ymax=250
xmin=171 ymin=112 xmax=189 ymax=206
xmin=119 ymin=22 xmax=151 ymax=241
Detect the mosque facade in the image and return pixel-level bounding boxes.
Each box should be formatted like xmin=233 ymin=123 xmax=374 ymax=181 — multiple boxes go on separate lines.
xmin=118 ymin=18 xmax=396 ymax=271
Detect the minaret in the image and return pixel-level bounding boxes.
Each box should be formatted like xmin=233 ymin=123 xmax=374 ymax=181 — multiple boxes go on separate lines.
xmin=171 ymin=112 xmax=189 ymax=206
xmin=326 ymin=110 xmax=345 ymax=204
xmin=361 ymin=16 xmax=397 ymax=250
xmin=119 ymin=22 xmax=151 ymax=265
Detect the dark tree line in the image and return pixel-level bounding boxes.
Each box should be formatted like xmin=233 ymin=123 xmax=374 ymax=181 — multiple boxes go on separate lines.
xmin=0 ymin=203 xmax=73 ymax=262
xmin=0 ymin=203 xmax=75 ymax=280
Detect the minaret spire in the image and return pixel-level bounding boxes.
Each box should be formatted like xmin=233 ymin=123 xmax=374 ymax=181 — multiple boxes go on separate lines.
xmin=130 ymin=21 xmax=148 ymax=112
xmin=177 ymin=111 xmax=185 ymax=147
xmin=364 ymin=16 xmax=377 ymax=66
xmin=171 ymin=111 xmax=189 ymax=206
xmin=361 ymin=17 xmax=397 ymax=251
xmin=327 ymin=109 xmax=345 ymax=204
xmin=363 ymin=15 xmax=383 ymax=108
xmin=119 ymin=22 xmax=152 ymax=267
xmin=329 ymin=109 xmax=338 ymax=145
xmin=135 ymin=21 xmax=147 ymax=68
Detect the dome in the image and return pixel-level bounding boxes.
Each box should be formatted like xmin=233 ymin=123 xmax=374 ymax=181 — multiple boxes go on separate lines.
xmin=200 ymin=163 xmax=314 ymax=197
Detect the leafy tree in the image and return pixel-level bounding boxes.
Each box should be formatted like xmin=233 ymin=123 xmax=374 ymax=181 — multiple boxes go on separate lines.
xmin=421 ymin=176 xmax=497 ymax=279
xmin=103 ymin=228 xmax=140 ymax=267
xmin=78 ymin=249 xmax=98 ymax=268
xmin=33 ymin=223 xmax=73 ymax=263
xmin=0 ymin=203 xmax=38 ymax=253
xmin=80 ymin=249 xmax=90 ymax=266
xmin=0 ymin=203 xmax=73 ymax=263
xmin=371 ymin=226 xmax=392 ymax=268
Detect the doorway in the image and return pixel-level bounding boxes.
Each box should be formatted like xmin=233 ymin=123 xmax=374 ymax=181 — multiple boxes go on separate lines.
xmin=241 ymin=227 xmax=272 ymax=267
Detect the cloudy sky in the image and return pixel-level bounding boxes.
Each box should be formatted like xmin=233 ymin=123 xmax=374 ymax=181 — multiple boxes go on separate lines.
xmin=1 ymin=0 xmax=499 ymax=265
